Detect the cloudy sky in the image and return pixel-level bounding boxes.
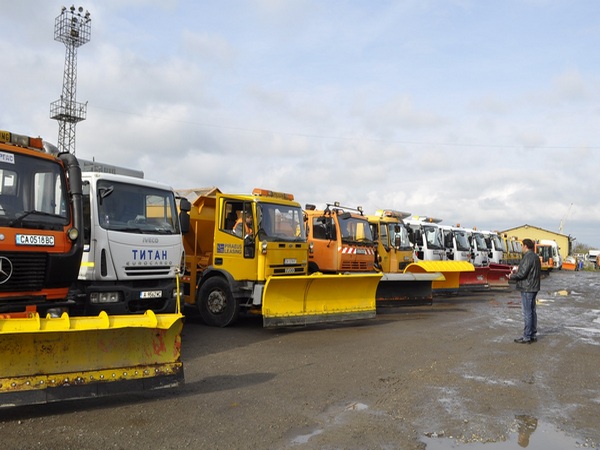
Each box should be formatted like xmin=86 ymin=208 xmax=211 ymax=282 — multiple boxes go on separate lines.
xmin=2 ymin=1 xmax=599 ymax=248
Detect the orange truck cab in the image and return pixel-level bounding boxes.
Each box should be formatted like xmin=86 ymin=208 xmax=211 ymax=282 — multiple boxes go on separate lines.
xmin=304 ymin=203 xmax=376 ymax=274
xmin=0 ymin=129 xmax=83 ymax=316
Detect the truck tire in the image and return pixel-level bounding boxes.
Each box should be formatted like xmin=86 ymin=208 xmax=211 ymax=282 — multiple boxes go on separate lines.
xmin=197 ymin=277 xmax=239 ymax=327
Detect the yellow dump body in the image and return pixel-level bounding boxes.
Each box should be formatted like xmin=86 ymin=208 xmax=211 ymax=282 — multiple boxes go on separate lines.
xmin=0 ymin=310 xmax=183 ymax=407
xmin=405 ymin=260 xmax=475 ymax=292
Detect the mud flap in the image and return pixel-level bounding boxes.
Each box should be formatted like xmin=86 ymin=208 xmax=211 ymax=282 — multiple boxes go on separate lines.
xmin=376 ymin=273 xmax=443 ymax=307
xmin=487 ymin=263 xmax=511 ymax=288
xmin=0 ymin=310 xmax=183 ymax=407
xmin=458 ymin=266 xmax=490 ymax=291
xmin=261 ymin=273 xmax=381 ymax=328
xmin=404 ymin=261 xmax=475 ymax=294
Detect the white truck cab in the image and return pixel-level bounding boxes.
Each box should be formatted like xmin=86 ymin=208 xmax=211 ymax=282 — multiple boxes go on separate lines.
xmin=405 ymin=216 xmax=445 ymax=261
xmin=73 ymin=160 xmax=186 ymax=315
xmin=464 ymin=228 xmax=490 ymax=267
xmin=440 ymin=224 xmax=472 ymax=262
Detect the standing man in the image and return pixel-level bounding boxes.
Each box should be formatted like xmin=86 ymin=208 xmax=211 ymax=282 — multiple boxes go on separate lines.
xmin=510 ymin=238 xmax=542 ymax=344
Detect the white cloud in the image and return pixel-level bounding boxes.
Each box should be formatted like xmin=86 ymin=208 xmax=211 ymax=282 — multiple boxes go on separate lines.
xmin=2 ymin=0 xmax=600 ymax=247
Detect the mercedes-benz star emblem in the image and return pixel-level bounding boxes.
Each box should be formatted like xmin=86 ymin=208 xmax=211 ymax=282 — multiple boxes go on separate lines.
xmin=0 ymin=256 xmax=13 ymax=284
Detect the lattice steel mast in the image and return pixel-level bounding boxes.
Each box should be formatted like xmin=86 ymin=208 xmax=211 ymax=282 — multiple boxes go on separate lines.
xmin=50 ymin=5 xmax=91 ymax=154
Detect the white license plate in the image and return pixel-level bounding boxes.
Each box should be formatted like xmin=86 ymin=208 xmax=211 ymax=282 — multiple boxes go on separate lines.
xmin=284 ymin=258 xmax=297 ymax=265
xmin=16 ymin=234 xmax=55 ymax=246
xmin=140 ymin=290 xmax=162 ymax=299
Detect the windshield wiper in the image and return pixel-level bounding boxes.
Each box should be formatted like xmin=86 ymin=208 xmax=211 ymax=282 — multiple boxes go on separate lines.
xmin=111 ymin=226 xmax=144 ymax=233
xmin=9 ymin=210 xmax=64 ymax=227
xmin=153 ymin=228 xmax=174 ymax=235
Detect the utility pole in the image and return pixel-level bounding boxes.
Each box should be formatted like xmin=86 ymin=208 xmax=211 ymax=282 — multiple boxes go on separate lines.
xmin=50 ymin=5 xmax=91 ymax=154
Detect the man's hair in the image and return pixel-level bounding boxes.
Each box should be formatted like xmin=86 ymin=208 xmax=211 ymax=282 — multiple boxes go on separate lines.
xmin=522 ymin=238 xmax=535 ymax=249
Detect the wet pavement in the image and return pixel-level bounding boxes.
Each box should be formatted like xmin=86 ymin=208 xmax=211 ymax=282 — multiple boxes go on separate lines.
xmin=0 ymin=270 xmax=599 ymax=449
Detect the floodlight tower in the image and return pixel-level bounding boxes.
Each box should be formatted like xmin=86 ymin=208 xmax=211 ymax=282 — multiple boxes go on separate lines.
xmin=50 ymin=5 xmax=91 ymax=154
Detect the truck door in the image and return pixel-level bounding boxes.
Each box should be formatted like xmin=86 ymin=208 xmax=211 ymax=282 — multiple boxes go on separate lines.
xmin=215 ymin=197 xmax=257 ymax=280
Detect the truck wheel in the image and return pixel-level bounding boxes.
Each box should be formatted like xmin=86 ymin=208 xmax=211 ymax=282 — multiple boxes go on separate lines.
xmin=197 ymin=277 xmax=239 ymax=327
xmin=308 ymin=262 xmax=320 ymax=274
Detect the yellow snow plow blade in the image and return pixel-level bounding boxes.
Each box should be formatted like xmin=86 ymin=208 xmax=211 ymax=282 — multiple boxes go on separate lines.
xmin=261 ymin=272 xmax=381 ymax=327
xmin=0 ymin=310 xmax=183 ymax=407
xmin=376 ymin=272 xmax=443 ymax=307
xmin=404 ymin=261 xmax=474 ymax=292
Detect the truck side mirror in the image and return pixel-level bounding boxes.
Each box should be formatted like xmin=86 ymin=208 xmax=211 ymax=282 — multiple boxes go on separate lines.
xmin=179 ymin=198 xmax=191 ymax=212
xmin=178 ymin=198 xmax=191 ymax=234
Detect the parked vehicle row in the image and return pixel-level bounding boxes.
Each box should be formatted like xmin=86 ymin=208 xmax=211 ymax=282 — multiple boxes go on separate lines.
xmin=0 ymin=126 xmax=554 ymax=408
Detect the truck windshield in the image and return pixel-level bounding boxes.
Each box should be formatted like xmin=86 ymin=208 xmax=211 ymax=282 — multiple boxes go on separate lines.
xmin=94 ymin=180 xmax=179 ymax=235
xmin=472 ymin=233 xmax=489 ymax=250
xmin=490 ymin=234 xmax=506 ymax=252
xmin=423 ymin=225 xmax=443 ymax=250
xmin=387 ymin=223 xmax=411 ymax=249
xmin=454 ymin=230 xmax=471 ymax=251
xmin=338 ymin=215 xmax=374 ymax=244
xmin=256 ymin=202 xmax=305 ymax=241
xmin=0 ymin=152 xmax=69 ymax=227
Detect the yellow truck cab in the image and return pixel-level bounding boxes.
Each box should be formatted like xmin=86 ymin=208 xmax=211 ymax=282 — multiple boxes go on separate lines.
xmin=367 ymin=209 xmax=414 ymax=272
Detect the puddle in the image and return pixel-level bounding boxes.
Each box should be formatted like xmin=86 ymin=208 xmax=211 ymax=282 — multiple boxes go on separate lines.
xmin=290 ymin=428 xmax=323 ymax=445
xmin=422 ymin=416 xmax=598 ymax=449
xmin=289 ymin=401 xmax=369 ymax=445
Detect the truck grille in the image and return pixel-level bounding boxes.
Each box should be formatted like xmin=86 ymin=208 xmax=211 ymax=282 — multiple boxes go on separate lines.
xmin=271 ymin=266 xmax=305 ymax=275
xmin=341 ymin=261 xmax=370 ymax=271
xmin=0 ymin=252 xmax=47 ymax=292
xmin=124 ymin=266 xmax=172 ymax=277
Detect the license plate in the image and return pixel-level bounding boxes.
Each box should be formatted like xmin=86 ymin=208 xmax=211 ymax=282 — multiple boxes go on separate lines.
xmin=140 ymin=290 xmax=162 ymax=299
xmin=16 ymin=234 xmax=55 ymax=246
xmin=284 ymin=258 xmax=297 ymax=265
xmin=356 ymin=249 xmax=366 ymax=255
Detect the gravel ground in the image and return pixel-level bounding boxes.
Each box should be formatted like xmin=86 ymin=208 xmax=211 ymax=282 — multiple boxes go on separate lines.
xmin=1 ymin=270 xmax=599 ymax=449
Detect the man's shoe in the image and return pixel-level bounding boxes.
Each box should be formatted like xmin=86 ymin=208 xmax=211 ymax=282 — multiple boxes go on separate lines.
xmin=531 ymin=337 xmax=537 ymax=342
xmin=514 ymin=337 xmax=532 ymax=344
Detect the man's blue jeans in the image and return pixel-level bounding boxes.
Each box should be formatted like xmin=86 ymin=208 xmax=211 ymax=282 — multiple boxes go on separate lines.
xmin=521 ymin=291 xmax=538 ymax=341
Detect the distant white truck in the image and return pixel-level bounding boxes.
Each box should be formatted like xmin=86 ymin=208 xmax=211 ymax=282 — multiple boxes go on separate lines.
xmin=539 ymin=239 xmax=562 ymax=270
xmin=588 ymin=250 xmax=600 ymax=269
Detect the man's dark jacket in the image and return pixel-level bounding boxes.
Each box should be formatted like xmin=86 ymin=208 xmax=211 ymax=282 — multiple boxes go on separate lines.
xmin=510 ymin=249 xmax=541 ymax=292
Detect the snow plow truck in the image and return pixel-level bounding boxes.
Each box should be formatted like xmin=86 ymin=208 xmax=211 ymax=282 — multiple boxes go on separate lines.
xmin=180 ymin=189 xmax=381 ymax=328
xmin=0 ymin=129 xmax=184 ymax=407
xmin=404 ymin=216 xmax=475 ymax=293
xmin=303 ymin=204 xmax=440 ymax=307
xmin=366 ymin=209 xmax=442 ymax=306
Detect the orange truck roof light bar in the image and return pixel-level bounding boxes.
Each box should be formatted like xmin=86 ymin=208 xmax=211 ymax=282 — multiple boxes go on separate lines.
xmin=252 ymin=188 xmax=294 ymax=201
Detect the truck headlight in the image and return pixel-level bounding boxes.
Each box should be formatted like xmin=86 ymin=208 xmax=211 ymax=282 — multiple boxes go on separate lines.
xmin=67 ymin=227 xmax=79 ymax=241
